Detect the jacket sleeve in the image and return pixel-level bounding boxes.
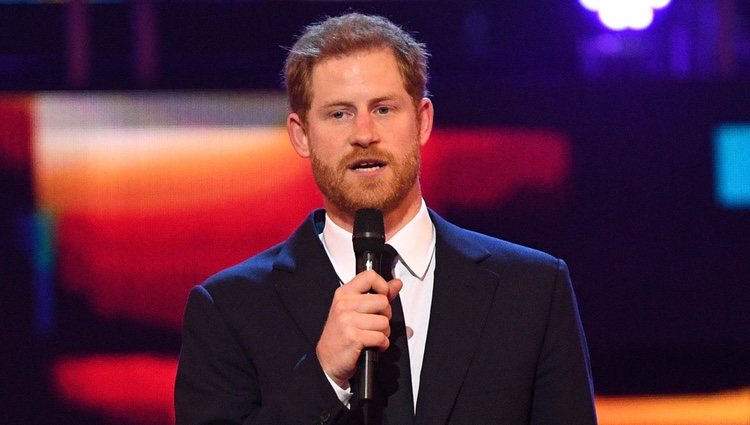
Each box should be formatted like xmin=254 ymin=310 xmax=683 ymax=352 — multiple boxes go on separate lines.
xmin=174 ymin=285 xmax=354 ymax=425
xmin=529 ymin=259 xmax=598 ymax=424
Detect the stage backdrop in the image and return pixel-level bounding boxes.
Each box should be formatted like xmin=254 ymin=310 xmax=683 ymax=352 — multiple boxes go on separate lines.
xmin=2 ymin=91 xmax=748 ymax=424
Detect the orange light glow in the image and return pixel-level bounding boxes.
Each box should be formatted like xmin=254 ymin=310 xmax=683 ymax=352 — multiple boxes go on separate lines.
xmin=595 ymin=388 xmax=750 ymax=425
xmin=35 ymin=126 xmax=309 ymax=214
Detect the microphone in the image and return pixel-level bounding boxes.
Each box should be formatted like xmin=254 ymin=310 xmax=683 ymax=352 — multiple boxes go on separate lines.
xmin=353 ymin=208 xmax=385 ymax=402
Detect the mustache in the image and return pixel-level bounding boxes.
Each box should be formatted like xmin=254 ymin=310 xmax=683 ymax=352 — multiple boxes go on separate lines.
xmin=339 ymin=147 xmax=395 ymax=169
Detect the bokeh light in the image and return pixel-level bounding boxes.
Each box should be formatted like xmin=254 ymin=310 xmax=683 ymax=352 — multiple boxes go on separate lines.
xmin=581 ymin=0 xmax=670 ymax=31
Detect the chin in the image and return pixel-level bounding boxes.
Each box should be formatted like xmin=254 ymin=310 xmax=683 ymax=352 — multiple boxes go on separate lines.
xmin=353 ymin=194 xmax=405 ymax=214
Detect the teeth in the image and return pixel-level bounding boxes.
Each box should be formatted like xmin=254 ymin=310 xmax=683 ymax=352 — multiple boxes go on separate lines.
xmin=352 ymin=161 xmax=384 ymax=170
xmin=355 ymin=164 xmax=381 ymax=171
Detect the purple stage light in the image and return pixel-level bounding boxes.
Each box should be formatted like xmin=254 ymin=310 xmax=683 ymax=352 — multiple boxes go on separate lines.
xmin=580 ymin=0 xmax=670 ymax=31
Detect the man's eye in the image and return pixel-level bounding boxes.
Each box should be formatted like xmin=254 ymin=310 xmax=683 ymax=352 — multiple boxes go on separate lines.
xmin=375 ymin=106 xmax=391 ymax=115
xmin=332 ymin=111 xmax=345 ymax=119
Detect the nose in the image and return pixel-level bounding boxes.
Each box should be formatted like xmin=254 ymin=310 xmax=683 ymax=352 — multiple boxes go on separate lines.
xmin=351 ymin=113 xmax=377 ymax=147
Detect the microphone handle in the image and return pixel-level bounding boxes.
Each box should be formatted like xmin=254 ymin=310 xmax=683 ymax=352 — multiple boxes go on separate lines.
xmin=356 ymin=250 xmax=381 ymax=401
xmin=359 ymin=348 xmax=378 ymax=401
xmin=355 ymin=251 xmax=381 ymax=277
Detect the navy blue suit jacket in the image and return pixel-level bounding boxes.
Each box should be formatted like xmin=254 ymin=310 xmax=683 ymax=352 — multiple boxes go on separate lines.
xmin=175 ymin=210 xmax=597 ymax=424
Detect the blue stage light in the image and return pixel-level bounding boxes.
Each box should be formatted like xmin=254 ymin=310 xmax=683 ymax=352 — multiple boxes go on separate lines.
xmin=715 ymin=124 xmax=750 ymax=209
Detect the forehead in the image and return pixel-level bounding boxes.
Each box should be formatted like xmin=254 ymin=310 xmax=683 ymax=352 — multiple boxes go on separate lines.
xmin=309 ymin=48 xmax=408 ymax=104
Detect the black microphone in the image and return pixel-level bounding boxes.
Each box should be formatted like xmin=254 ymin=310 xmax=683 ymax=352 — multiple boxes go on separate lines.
xmin=353 ymin=208 xmax=385 ymax=402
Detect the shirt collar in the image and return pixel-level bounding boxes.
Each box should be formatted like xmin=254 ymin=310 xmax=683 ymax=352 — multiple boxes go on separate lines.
xmin=320 ymin=199 xmax=435 ymax=283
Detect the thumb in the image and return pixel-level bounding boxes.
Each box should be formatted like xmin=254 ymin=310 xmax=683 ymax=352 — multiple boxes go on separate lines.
xmin=387 ymin=278 xmax=403 ymax=302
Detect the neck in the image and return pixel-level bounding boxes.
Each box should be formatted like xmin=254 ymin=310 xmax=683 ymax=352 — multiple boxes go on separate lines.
xmin=325 ymin=187 xmax=422 ymax=241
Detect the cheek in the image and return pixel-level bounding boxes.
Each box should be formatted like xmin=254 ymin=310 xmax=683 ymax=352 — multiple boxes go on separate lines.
xmin=310 ymin=124 xmax=347 ymax=147
xmin=307 ymin=130 xmax=336 ymax=157
xmin=392 ymin=125 xmax=421 ymax=151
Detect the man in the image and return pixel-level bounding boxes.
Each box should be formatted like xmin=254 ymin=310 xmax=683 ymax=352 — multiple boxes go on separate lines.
xmin=175 ymin=13 xmax=597 ymax=425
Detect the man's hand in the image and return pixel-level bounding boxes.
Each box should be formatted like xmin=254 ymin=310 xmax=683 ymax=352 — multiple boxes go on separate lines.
xmin=316 ymin=270 xmax=403 ymax=389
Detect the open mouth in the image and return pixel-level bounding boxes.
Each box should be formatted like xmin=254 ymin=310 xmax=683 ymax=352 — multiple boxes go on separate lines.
xmin=349 ymin=159 xmax=387 ymax=172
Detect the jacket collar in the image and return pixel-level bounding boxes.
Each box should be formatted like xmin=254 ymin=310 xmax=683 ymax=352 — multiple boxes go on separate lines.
xmin=271 ymin=210 xmax=338 ymax=346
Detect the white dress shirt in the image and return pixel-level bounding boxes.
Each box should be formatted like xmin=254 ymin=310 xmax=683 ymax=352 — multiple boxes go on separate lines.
xmin=319 ymin=199 xmax=436 ymax=411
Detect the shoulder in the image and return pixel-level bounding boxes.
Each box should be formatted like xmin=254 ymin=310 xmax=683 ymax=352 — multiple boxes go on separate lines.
xmin=203 ymin=242 xmax=284 ymax=290
xmin=198 ymin=210 xmax=321 ymax=297
xmin=188 ymin=242 xmax=286 ymax=312
xmin=430 ymin=209 xmax=561 ymax=270
xmin=431 ymin=212 xmax=575 ymax=321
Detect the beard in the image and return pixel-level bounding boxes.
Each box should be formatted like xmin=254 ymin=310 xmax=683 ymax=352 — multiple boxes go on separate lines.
xmin=309 ymin=141 xmax=421 ymax=216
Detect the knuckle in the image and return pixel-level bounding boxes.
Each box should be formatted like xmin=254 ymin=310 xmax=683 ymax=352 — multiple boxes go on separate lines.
xmin=340 ymin=311 xmax=355 ymax=328
xmin=380 ymin=335 xmax=391 ymax=349
xmin=378 ymin=315 xmax=390 ymax=330
xmin=343 ymin=326 xmax=357 ymax=342
xmin=376 ymin=295 xmax=389 ymax=310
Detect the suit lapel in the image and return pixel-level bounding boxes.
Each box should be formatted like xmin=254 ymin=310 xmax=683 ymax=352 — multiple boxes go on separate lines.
xmin=415 ymin=213 xmax=501 ymax=425
xmin=272 ymin=210 xmax=340 ymax=346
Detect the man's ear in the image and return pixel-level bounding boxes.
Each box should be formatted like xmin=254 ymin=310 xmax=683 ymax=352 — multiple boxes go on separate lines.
xmin=287 ymin=113 xmax=310 ymax=158
xmin=417 ymin=98 xmax=434 ymax=147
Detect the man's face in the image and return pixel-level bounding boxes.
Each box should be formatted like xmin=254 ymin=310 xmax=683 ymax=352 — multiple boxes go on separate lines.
xmin=288 ymin=48 xmax=433 ymax=217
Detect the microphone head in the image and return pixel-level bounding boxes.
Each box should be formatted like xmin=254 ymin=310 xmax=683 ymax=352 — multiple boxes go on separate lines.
xmin=353 ymin=208 xmax=385 ymax=254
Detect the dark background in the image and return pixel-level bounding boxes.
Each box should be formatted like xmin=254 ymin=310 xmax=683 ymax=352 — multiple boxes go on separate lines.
xmin=1 ymin=1 xmax=749 ymax=423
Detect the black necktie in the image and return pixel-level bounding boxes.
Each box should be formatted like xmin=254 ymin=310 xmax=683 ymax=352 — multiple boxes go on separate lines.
xmin=377 ymin=244 xmax=415 ymax=425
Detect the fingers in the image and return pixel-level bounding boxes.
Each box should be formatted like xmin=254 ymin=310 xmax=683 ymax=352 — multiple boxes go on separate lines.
xmin=315 ymin=270 xmax=402 ymax=387
xmin=347 ymin=310 xmax=392 ymax=338
xmin=334 ymin=271 xmax=400 ymax=316
xmin=340 ymin=270 xmax=403 ymax=302
xmin=387 ymin=278 xmax=403 ymax=302
xmin=337 ymin=294 xmax=391 ymax=319
xmin=343 ymin=270 xmax=391 ymax=296
xmin=339 ymin=319 xmax=392 ymax=351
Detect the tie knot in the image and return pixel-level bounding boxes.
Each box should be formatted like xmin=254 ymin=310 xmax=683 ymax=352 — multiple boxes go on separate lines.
xmin=380 ymin=244 xmax=399 ymax=281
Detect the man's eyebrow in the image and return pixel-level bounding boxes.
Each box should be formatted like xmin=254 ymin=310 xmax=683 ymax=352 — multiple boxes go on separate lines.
xmin=320 ymin=100 xmax=354 ymax=109
xmin=318 ymin=94 xmax=404 ymax=109
xmin=370 ymin=94 xmax=401 ymax=104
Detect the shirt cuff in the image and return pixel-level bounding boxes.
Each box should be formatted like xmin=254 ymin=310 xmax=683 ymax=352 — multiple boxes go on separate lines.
xmin=323 ymin=371 xmax=353 ymax=407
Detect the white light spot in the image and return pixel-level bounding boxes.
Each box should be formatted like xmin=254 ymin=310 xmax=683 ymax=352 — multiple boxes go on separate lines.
xmin=582 ymin=0 xmax=668 ymax=31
